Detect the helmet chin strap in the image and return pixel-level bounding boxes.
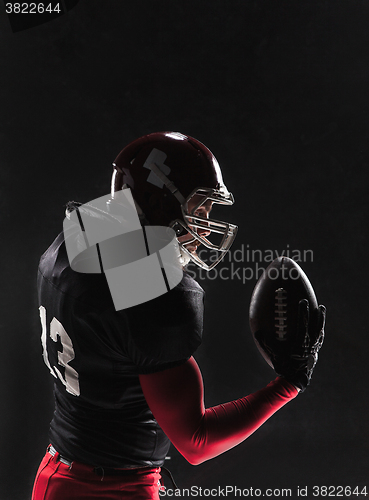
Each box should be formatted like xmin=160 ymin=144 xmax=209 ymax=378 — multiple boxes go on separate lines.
xmin=178 ymin=245 xmax=192 ymax=267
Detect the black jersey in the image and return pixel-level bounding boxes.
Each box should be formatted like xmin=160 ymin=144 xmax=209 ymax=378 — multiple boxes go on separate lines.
xmin=38 ymin=231 xmax=204 ymax=468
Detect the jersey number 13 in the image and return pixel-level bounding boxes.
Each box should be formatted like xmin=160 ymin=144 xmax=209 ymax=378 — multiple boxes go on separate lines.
xmin=39 ymin=305 xmax=80 ymax=397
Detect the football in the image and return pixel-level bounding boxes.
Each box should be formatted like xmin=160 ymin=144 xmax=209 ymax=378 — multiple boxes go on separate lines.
xmin=249 ymin=257 xmax=318 ymax=368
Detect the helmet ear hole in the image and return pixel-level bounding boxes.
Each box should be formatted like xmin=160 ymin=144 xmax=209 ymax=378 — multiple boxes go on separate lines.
xmin=147 ymin=192 xmax=160 ymax=209
xmin=143 ymin=191 xmax=152 ymax=204
xmin=144 ymin=191 xmax=171 ymax=226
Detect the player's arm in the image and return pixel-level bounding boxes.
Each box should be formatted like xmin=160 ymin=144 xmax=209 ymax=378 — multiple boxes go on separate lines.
xmin=139 ymin=357 xmax=297 ymax=465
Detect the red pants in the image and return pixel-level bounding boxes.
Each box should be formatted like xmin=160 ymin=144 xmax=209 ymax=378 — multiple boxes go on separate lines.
xmin=31 ymin=447 xmax=162 ymax=500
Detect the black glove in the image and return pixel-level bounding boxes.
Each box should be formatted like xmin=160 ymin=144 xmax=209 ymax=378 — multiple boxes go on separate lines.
xmin=255 ymin=300 xmax=326 ymax=392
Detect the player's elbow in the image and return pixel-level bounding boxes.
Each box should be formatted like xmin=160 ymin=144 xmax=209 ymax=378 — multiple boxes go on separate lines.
xmin=184 ymin=453 xmax=205 ymax=466
xmin=179 ymin=447 xmax=208 ymax=466
xmin=178 ymin=426 xmax=210 ymax=465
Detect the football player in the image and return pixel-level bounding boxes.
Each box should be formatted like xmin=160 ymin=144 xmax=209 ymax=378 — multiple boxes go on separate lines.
xmin=32 ymin=132 xmax=325 ymax=500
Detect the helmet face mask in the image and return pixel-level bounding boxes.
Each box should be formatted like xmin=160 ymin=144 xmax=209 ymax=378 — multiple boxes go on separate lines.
xmin=172 ymin=187 xmax=238 ymax=271
xmin=111 ymin=131 xmax=238 ymax=271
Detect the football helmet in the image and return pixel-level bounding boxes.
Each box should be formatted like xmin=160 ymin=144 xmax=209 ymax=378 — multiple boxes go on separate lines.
xmin=111 ymin=131 xmax=237 ymax=270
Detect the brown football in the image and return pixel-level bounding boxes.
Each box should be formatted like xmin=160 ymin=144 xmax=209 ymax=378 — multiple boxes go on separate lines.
xmin=249 ymin=257 xmax=318 ymax=368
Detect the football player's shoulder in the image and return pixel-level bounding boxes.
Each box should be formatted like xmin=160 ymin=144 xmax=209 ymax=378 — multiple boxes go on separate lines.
xmin=38 ymin=231 xmax=112 ymax=310
xmin=149 ymin=269 xmax=205 ymax=320
xmin=38 ymin=232 xmax=64 ymax=275
xmin=119 ymin=270 xmax=205 ymax=366
xmin=125 ymin=270 xmax=204 ymax=326
xmin=177 ymin=269 xmax=205 ymax=294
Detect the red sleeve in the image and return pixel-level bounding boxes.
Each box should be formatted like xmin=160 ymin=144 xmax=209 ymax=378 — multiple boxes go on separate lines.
xmin=139 ymin=356 xmax=298 ymax=465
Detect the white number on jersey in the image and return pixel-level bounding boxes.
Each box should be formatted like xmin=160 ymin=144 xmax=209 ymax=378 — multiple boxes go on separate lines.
xmin=39 ymin=306 xmax=80 ymax=396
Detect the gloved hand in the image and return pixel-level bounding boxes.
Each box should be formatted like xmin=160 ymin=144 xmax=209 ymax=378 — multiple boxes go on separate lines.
xmin=255 ymin=300 xmax=326 ymax=392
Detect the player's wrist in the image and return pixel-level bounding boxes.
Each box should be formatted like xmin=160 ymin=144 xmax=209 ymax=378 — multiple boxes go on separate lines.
xmin=269 ymin=376 xmax=300 ymax=398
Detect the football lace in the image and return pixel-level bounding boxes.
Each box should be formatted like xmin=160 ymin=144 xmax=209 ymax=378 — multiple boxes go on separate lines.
xmin=275 ymin=288 xmax=288 ymax=341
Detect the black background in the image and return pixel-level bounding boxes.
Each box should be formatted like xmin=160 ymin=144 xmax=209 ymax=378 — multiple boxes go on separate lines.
xmin=0 ymin=1 xmax=368 ymax=499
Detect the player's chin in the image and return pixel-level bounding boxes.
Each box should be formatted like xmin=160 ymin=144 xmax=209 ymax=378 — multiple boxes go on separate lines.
xmin=186 ymin=245 xmax=197 ymax=254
